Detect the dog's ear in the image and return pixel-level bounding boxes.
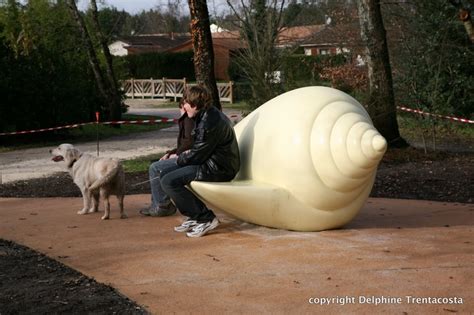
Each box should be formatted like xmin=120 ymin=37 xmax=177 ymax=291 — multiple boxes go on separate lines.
xmin=65 ymin=148 xmax=81 ymax=165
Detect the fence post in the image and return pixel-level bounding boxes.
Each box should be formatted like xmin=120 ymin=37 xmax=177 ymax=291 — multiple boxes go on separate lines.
xmin=174 ymin=80 xmax=177 ymax=102
xmin=162 ymin=77 xmax=166 ymax=100
xmin=150 ymin=78 xmax=155 ymax=99
xmin=123 ymin=77 xmax=239 ymax=102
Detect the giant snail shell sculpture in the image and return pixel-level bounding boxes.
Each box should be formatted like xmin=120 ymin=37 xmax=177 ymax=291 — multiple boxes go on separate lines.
xmin=190 ymin=86 xmax=387 ymax=231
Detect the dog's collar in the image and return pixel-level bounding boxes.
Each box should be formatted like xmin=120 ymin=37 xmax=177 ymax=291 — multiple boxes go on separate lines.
xmin=67 ymin=154 xmax=82 ymax=169
xmin=67 ymin=159 xmax=77 ymax=169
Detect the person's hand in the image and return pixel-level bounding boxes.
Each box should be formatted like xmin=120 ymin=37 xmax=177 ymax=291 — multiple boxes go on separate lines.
xmin=168 ymin=153 xmax=178 ymax=159
xmin=159 ymin=153 xmax=170 ymax=161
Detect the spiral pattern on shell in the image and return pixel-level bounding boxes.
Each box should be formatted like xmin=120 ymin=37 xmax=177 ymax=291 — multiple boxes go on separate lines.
xmin=190 ymin=86 xmax=387 ymax=231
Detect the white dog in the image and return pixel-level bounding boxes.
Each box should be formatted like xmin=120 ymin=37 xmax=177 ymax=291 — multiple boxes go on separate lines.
xmin=50 ymin=144 xmax=126 ymax=220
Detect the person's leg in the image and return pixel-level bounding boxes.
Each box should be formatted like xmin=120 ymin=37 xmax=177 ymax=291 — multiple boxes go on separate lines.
xmin=148 ymin=158 xmax=179 ymax=208
xmin=141 ymin=158 xmax=180 ymax=217
xmin=161 ymin=166 xmax=216 ymax=222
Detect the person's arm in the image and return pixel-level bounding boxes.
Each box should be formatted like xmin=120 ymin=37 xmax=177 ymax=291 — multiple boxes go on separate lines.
xmin=176 ymin=117 xmax=195 ymax=155
xmin=177 ymin=125 xmax=219 ymax=166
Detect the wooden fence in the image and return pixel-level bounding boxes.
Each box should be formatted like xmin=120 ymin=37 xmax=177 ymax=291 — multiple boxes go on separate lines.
xmin=121 ymin=78 xmax=234 ymax=103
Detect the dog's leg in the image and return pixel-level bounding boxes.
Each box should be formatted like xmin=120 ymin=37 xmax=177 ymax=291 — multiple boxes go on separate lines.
xmin=118 ymin=194 xmax=127 ymax=219
xmin=78 ymin=187 xmax=90 ymax=215
xmin=89 ymin=191 xmax=99 ymax=213
xmin=101 ymin=189 xmax=110 ymax=220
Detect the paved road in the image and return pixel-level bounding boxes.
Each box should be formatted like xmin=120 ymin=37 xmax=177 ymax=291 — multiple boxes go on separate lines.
xmin=0 ymin=108 xmax=242 ymax=184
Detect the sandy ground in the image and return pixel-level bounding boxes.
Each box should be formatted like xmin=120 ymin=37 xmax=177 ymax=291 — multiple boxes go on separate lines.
xmin=1 ymin=196 xmax=472 ymax=314
xmin=0 ymin=108 xmax=241 ymax=184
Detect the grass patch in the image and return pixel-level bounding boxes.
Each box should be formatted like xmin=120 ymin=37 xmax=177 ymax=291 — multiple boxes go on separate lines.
xmin=69 ymin=114 xmax=169 ymax=140
xmin=122 ymin=152 xmax=165 ymax=173
xmin=127 ymin=99 xmax=250 ymax=111
xmin=397 ymin=113 xmax=474 ymax=151
xmin=223 ymin=101 xmax=249 ymax=111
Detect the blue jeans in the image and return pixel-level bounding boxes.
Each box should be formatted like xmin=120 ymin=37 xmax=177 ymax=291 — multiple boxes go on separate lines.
xmin=149 ymin=158 xmax=180 ymax=208
xmin=161 ymin=165 xmax=216 ymax=223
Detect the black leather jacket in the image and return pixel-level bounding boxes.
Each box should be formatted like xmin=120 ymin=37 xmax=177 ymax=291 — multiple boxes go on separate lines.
xmin=177 ymin=106 xmax=240 ymax=181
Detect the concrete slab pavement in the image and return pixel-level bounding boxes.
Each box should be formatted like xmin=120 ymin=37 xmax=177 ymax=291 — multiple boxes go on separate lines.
xmin=0 ymin=196 xmax=472 ymax=314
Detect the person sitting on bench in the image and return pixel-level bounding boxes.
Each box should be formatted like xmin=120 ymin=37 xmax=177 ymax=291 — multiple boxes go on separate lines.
xmin=161 ymin=85 xmax=240 ymax=237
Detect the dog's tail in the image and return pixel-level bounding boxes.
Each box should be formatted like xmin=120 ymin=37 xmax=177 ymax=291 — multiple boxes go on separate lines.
xmin=89 ymin=162 xmax=122 ymax=191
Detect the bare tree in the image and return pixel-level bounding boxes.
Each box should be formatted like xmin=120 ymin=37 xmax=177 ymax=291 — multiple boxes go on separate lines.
xmin=357 ymin=0 xmax=406 ymax=146
xmin=226 ymin=0 xmax=286 ymax=109
xmin=162 ymin=0 xmax=183 ymax=34
xmin=187 ymin=0 xmax=221 ymax=110
xmin=89 ymin=0 xmax=122 ymax=120
xmin=67 ymin=0 xmax=122 ymax=120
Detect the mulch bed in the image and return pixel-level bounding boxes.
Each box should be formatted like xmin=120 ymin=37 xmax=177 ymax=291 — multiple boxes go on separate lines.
xmin=0 ymin=146 xmax=472 ymax=313
xmin=0 ymin=240 xmax=148 ymax=314
xmin=1 ymin=147 xmax=472 ymax=203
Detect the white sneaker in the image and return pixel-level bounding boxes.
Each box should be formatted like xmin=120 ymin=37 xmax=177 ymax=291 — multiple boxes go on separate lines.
xmin=174 ymin=219 xmax=198 ymax=232
xmin=186 ymin=218 xmax=219 ymax=238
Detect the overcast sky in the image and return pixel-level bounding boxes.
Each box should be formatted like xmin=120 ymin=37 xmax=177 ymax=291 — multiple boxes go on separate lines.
xmin=78 ymin=0 xmax=229 ymax=15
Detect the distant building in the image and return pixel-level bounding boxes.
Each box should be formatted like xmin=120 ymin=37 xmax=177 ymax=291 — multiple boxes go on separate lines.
xmin=298 ymin=23 xmax=362 ymax=57
xmin=108 ymin=26 xmax=245 ymax=81
xmin=167 ymin=31 xmax=244 ymax=81
xmin=276 ymin=24 xmax=325 ymax=48
xmin=108 ymin=33 xmax=191 ymax=56
xmin=109 ymin=23 xmax=362 ymax=80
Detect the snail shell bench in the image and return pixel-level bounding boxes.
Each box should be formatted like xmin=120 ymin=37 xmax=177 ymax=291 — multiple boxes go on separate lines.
xmin=189 ymin=86 xmax=387 ymax=232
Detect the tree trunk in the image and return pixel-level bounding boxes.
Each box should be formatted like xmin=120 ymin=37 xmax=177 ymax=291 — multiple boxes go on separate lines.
xmin=459 ymin=8 xmax=474 ymax=43
xmin=66 ymin=0 xmax=120 ymax=120
xmin=89 ymin=0 xmax=122 ymax=120
xmin=448 ymin=0 xmax=474 ymax=43
xmin=357 ymin=0 xmax=407 ymax=147
xmin=187 ymin=0 xmax=221 ymax=110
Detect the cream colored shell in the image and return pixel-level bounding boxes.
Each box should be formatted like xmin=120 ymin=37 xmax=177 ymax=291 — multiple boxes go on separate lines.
xmin=190 ymin=86 xmax=387 ymax=231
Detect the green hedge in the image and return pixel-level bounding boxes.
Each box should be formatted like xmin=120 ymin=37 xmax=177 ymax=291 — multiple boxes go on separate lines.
xmin=282 ymin=54 xmax=347 ymax=82
xmin=117 ymin=51 xmax=195 ymax=80
xmin=0 ymin=42 xmax=100 ymax=135
xmin=232 ymin=82 xmax=253 ymax=102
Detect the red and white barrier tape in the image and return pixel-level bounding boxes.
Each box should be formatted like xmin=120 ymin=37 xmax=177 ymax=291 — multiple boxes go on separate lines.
xmin=0 ymin=122 xmax=96 ymax=136
xmin=102 ymin=118 xmax=179 ymax=126
xmin=0 ymin=119 xmax=177 ymax=136
xmin=0 ymin=115 xmax=240 ymax=136
xmin=1 ymin=108 xmax=468 ymax=136
xmin=397 ymin=106 xmax=473 ymax=124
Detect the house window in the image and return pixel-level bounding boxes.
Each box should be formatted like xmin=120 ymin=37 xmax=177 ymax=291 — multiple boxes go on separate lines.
xmin=319 ymin=48 xmax=330 ymax=55
xmin=336 ymin=47 xmax=350 ymax=54
xmin=304 ymin=48 xmax=312 ymax=56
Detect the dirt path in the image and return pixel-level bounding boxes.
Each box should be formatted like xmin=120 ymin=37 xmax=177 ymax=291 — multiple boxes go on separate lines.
xmin=0 ymin=108 xmax=241 ymax=184
xmin=0 ymin=127 xmax=178 ymax=184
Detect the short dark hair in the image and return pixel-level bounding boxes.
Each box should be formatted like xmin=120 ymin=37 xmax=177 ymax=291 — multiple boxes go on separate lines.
xmin=183 ymin=85 xmax=211 ymax=110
